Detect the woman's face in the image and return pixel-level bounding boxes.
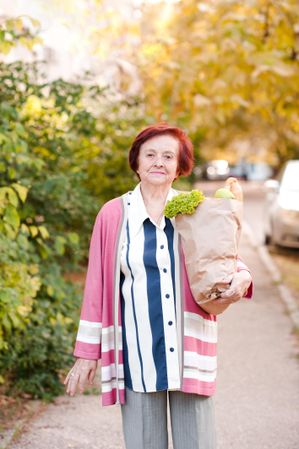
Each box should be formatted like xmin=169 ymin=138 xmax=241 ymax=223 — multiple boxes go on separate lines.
xmin=137 ymin=134 xmax=179 ymax=187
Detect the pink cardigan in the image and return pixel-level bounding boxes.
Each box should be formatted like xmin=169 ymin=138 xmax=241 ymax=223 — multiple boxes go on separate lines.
xmin=74 ymin=193 xmax=252 ymax=406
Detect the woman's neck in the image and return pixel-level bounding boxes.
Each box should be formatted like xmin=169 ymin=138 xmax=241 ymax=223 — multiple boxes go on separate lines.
xmin=140 ymin=182 xmax=172 ymax=207
xmin=139 ymin=182 xmax=173 ymax=225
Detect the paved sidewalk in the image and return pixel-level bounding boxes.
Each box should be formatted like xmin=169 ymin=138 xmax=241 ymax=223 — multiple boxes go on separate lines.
xmin=7 ymin=231 xmax=299 ymax=449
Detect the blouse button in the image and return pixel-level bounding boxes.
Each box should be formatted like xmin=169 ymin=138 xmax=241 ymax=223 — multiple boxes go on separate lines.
xmin=170 ymin=347 xmax=174 ymax=352
xmin=163 ymin=268 xmax=167 ymax=273
xmin=160 ymin=245 xmax=164 ymax=249
xmin=165 ymin=294 xmax=170 ymax=299
xmin=168 ymin=321 xmax=173 ymax=326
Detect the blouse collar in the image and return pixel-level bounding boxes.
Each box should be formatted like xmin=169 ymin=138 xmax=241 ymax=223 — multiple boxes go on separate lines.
xmin=127 ymin=183 xmax=177 ymax=238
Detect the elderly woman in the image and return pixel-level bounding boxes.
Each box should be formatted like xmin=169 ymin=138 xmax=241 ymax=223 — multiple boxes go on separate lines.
xmin=64 ymin=123 xmax=252 ymax=449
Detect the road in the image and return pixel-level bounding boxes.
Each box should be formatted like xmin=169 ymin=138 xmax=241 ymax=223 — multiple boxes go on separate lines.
xmin=6 ymin=181 xmax=299 ymax=449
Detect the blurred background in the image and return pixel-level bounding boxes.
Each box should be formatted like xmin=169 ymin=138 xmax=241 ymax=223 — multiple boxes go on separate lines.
xmin=0 ymin=0 xmax=298 ymax=417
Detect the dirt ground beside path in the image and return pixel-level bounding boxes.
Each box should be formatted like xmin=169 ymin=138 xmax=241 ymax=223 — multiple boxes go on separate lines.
xmin=5 ymin=394 xmax=124 ymax=449
xmin=6 ymin=231 xmax=299 ymax=449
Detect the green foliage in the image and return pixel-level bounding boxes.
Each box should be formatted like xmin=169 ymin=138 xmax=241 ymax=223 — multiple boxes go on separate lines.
xmin=136 ymin=0 xmax=299 ymax=166
xmin=1 ymin=265 xmax=80 ymax=400
xmin=0 ymin=16 xmax=42 ymax=54
xmin=0 ymin=16 xmax=147 ymax=399
xmin=164 ymin=190 xmax=205 ymax=218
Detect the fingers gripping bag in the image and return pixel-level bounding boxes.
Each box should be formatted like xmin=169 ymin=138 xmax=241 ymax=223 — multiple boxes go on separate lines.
xmin=164 ymin=177 xmax=243 ymax=305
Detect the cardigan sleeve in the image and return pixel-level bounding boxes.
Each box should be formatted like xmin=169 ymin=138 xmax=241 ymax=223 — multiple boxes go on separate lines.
xmin=236 ymin=257 xmax=253 ymax=298
xmin=73 ymin=211 xmax=103 ymax=360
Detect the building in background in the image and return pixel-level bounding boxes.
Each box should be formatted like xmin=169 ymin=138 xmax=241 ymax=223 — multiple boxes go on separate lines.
xmin=0 ymin=0 xmax=142 ymax=95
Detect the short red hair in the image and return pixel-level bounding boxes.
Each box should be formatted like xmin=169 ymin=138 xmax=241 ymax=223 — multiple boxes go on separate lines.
xmin=129 ymin=122 xmax=194 ymax=177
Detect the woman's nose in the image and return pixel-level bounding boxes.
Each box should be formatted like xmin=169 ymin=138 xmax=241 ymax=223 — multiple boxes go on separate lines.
xmin=154 ymin=156 xmax=164 ymax=166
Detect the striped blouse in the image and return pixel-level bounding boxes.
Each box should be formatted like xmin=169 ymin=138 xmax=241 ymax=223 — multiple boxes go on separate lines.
xmin=120 ymin=184 xmax=184 ymax=392
xmin=73 ymin=188 xmax=252 ymax=405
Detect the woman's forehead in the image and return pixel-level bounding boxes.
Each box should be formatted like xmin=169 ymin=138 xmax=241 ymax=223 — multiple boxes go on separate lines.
xmin=140 ymin=134 xmax=179 ymax=152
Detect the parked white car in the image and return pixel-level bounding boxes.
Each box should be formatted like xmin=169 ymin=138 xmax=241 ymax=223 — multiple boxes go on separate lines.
xmin=264 ymin=160 xmax=299 ymax=248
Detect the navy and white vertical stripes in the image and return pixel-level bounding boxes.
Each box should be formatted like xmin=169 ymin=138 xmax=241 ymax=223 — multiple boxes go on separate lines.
xmin=120 ymin=184 xmax=181 ymax=393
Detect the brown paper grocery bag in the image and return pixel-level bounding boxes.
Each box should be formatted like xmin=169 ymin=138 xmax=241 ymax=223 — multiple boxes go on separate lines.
xmin=176 ymin=198 xmax=243 ymax=305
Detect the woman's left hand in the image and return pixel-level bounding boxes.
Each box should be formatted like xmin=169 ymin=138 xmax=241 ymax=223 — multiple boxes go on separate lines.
xmin=214 ymin=270 xmax=252 ymax=305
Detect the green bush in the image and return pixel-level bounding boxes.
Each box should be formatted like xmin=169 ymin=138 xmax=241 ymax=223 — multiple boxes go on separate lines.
xmin=0 ymin=17 xmax=149 ymax=399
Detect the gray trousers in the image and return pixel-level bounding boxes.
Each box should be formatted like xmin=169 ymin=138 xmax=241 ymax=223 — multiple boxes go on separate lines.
xmin=121 ymin=388 xmax=216 ymax=449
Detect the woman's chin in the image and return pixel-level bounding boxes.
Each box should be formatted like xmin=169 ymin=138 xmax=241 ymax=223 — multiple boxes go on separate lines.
xmin=146 ymin=175 xmax=170 ymax=185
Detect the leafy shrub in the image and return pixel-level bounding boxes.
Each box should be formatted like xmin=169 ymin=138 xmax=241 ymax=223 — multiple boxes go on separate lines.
xmin=0 ymin=17 xmax=149 ymax=399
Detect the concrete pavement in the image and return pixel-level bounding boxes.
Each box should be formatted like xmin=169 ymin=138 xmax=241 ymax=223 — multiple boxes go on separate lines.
xmin=215 ymin=229 xmax=299 ymax=449
xmin=6 ymin=230 xmax=299 ymax=449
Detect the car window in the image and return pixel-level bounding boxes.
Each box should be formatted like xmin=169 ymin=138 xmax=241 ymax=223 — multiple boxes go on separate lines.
xmin=281 ymin=163 xmax=299 ymax=191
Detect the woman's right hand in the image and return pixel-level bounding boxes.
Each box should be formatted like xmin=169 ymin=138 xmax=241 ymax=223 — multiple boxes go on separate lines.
xmin=64 ymin=358 xmax=98 ymax=396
